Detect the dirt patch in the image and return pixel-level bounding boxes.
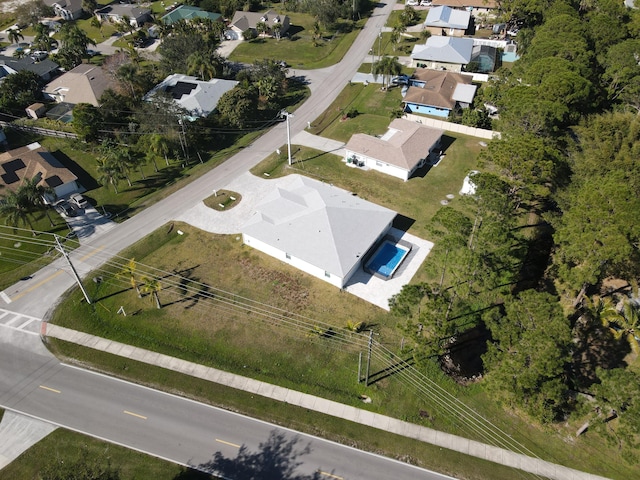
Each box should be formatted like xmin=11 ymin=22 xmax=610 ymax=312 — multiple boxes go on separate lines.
xmin=440 ymin=325 xmax=490 ymax=385
xmin=238 ymin=257 xmax=310 ymax=311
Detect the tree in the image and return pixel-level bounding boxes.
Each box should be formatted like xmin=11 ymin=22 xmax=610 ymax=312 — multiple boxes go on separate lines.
xmin=73 ymin=103 xmax=102 ymax=142
xmin=552 ymin=173 xmax=640 ymax=298
xmin=119 ymin=258 xmax=142 ymax=297
xmin=0 ymin=191 xmax=36 ymax=235
xmin=57 ymin=23 xmax=96 ymax=70
xmin=600 ymin=287 xmax=640 ymax=356
xmin=141 ymin=276 xmax=162 ymax=309
xmin=32 ymin=23 xmax=55 ymax=52
xmin=391 ymin=22 xmax=407 ymax=52
xmin=15 ymin=0 xmax=52 ymax=27
xmin=82 ymin=0 xmax=98 ymax=15
xmin=7 ymin=28 xmax=24 ymax=45
xmin=216 ymin=87 xmax=258 ymax=128
xmin=96 ymin=157 xmax=123 ymax=194
xmin=311 ymin=21 xmax=323 ymax=47
xmin=187 ymin=50 xmax=225 ymax=81
xmin=0 ymin=70 xmax=42 ymax=113
xmin=372 ymin=56 xmax=402 ymax=89
xmin=483 ymin=290 xmax=572 ymax=422
xmin=19 ymin=175 xmax=55 ymax=227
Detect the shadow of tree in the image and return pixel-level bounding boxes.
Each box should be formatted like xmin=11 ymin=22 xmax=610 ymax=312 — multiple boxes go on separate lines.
xmin=195 ymin=430 xmax=323 ymax=480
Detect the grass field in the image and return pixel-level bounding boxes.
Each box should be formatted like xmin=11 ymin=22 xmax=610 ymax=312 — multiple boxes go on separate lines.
xmin=229 ymin=12 xmax=363 ymax=69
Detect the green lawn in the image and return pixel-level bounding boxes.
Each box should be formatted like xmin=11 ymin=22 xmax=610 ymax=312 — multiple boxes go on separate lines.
xmin=0 ymin=427 xmax=214 ymax=480
xmin=229 ymin=12 xmax=363 ymax=69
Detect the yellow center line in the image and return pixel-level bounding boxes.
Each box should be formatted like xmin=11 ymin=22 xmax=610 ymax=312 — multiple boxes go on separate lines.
xmin=39 ymin=385 xmax=61 ymax=394
xmin=12 ymin=271 xmax=63 ymax=301
xmin=215 ymin=438 xmax=241 ymax=448
xmin=10 ymin=245 xmax=105 ymax=302
xmin=319 ymin=472 xmax=343 ymax=480
xmin=123 ymin=410 xmax=147 ymax=420
xmin=80 ymin=245 xmax=105 ymax=261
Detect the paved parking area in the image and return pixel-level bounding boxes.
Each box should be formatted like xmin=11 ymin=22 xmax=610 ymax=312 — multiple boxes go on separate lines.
xmin=176 ymin=172 xmax=433 ymax=310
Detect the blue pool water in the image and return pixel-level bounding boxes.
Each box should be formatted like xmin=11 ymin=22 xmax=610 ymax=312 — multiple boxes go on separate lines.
xmin=366 ymin=242 xmax=409 ymax=278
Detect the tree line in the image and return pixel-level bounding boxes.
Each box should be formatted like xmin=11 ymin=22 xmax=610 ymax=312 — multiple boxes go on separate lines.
xmin=391 ymin=0 xmax=640 ymax=455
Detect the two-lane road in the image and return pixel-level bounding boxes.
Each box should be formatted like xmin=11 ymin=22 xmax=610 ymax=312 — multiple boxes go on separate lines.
xmin=0 ymin=339 xmax=454 ymax=480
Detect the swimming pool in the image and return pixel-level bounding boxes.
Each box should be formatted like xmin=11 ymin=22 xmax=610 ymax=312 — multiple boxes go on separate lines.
xmin=364 ymin=240 xmax=411 ymax=279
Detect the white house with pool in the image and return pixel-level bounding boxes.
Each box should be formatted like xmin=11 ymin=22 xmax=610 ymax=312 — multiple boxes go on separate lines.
xmin=241 ymin=176 xmax=412 ymax=289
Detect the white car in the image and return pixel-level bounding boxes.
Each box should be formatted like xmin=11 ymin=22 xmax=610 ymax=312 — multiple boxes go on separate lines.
xmin=407 ymin=0 xmax=419 ymax=5
xmin=70 ymin=193 xmax=89 ymax=209
xmin=420 ymin=0 xmax=432 ymax=5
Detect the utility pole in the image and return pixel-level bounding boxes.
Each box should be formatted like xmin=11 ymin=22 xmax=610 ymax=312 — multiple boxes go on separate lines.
xmin=281 ymin=110 xmax=294 ymax=166
xmin=54 ymin=235 xmax=91 ymax=304
xmin=365 ymin=329 xmax=373 ymax=386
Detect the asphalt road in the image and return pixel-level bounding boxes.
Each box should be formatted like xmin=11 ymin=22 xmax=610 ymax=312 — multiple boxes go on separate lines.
xmin=0 ymin=338 xmax=454 ymax=480
xmin=0 ymin=2 xmax=460 ymax=479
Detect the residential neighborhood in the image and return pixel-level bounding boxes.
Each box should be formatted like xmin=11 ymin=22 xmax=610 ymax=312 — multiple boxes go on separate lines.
xmin=0 ymin=1 xmax=638 ymax=480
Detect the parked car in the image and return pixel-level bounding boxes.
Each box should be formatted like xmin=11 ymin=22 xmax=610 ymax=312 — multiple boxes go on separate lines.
xmin=420 ymin=0 xmax=432 ymax=5
xmin=407 ymin=0 xmax=419 ymax=4
xmin=391 ymin=74 xmax=410 ymax=85
xmin=56 ymin=201 xmax=77 ymax=217
xmin=70 ymin=193 xmax=89 ymax=209
xmin=86 ymin=49 xmax=98 ymax=57
xmin=30 ymin=51 xmax=48 ymax=61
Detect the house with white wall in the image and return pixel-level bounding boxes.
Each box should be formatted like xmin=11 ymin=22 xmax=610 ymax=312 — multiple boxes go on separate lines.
xmin=0 ymin=143 xmax=79 ymax=200
xmin=344 ymin=118 xmax=444 ymax=181
xmin=241 ymin=176 xmax=396 ymax=289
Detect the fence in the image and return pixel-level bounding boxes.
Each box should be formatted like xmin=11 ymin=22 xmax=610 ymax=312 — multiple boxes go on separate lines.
xmin=402 ymin=113 xmax=501 ymax=140
xmin=0 ymin=121 xmax=78 ymax=140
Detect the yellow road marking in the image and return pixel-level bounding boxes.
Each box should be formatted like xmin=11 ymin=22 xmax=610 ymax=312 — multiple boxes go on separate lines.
xmin=123 ymin=410 xmax=147 ymax=420
xmin=80 ymin=245 xmax=105 ymax=261
xmin=319 ymin=472 xmax=343 ymax=480
xmin=10 ymin=245 xmax=105 ymax=301
xmin=39 ymin=385 xmax=61 ymax=394
xmin=215 ymin=438 xmax=241 ymax=448
xmin=12 ymin=271 xmax=63 ymax=301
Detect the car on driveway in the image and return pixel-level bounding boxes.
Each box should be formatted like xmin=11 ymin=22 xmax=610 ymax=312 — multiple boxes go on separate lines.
xmin=56 ymin=201 xmax=77 ymax=217
xmin=407 ymin=0 xmax=419 ymax=4
xmin=391 ymin=74 xmax=410 ymax=85
xmin=70 ymin=193 xmax=89 ymax=209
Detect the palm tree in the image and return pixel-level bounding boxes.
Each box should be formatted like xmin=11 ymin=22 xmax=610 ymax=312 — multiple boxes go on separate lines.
xmin=187 ymin=51 xmax=217 ymax=81
xmin=141 ymin=276 xmax=162 ymax=309
xmin=0 ymin=191 xmax=35 ymax=235
xmin=149 ymin=134 xmax=172 ymax=166
xmin=97 ymin=157 xmax=123 ymax=194
xmin=372 ymin=56 xmax=403 ymax=90
xmin=7 ymin=28 xmax=24 ymax=45
xmin=119 ymin=258 xmax=141 ymax=297
xmin=391 ymin=23 xmax=406 ymax=51
xmin=312 ymin=22 xmax=322 ymax=47
xmin=91 ymin=16 xmax=104 ymax=39
xmin=601 ymin=287 xmax=640 ymax=356
xmin=115 ymin=63 xmax=140 ymax=98
xmin=19 ymin=176 xmax=55 ymax=227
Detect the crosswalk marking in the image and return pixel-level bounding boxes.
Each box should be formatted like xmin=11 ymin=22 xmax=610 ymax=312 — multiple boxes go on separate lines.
xmin=0 ymin=308 xmax=42 ymax=336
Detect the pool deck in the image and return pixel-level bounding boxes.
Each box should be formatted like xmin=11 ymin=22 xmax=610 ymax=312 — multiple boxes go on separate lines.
xmin=176 ymin=172 xmax=434 ymax=311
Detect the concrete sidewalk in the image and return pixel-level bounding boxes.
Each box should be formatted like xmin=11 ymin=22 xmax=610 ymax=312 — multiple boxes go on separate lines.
xmin=43 ymin=323 xmax=611 ymax=480
xmin=0 ymin=411 xmax=57 ymax=469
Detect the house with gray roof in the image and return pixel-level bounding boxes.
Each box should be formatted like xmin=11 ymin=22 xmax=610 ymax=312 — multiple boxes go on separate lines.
xmin=227 ymin=10 xmax=290 ymax=40
xmin=424 ymin=5 xmax=472 ymax=36
xmin=95 ymin=3 xmax=152 ymax=27
xmin=43 ymin=64 xmax=116 ymax=107
xmin=144 ymin=74 xmax=238 ymax=120
xmin=44 ymin=0 xmax=83 ymax=21
xmin=161 ymin=5 xmax=222 ymax=25
xmin=410 ymin=36 xmax=474 ymax=71
xmin=430 ymin=0 xmax=498 ymax=17
xmin=402 ymin=69 xmax=477 ymax=117
xmin=0 ymin=55 xmax=59 ymax=82
xmin=241 ymin=175 xmax=397 ymax=289
xmin=344 ymin=118 xmax=444 ymax=181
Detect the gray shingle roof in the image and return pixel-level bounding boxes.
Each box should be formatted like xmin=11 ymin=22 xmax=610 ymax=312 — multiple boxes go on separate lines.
xmin=411 ymin=36 xmax=474 ymax=64
xmin=403 ymin=69 xmax=474 ymax=109
xmin=0 ymin=55 xmax=59 ymax=79
xmin=242 ymin=176 xmax=396 ymax=278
